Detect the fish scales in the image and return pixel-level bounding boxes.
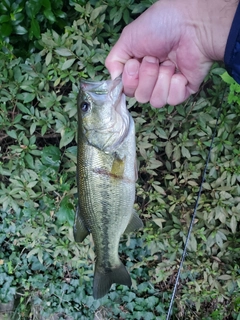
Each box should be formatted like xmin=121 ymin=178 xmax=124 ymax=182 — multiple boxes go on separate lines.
xmin=74 ymin=76 xmax=143 ymax=299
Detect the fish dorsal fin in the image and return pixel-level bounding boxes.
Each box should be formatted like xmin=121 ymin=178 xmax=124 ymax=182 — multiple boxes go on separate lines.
xmin=124 ymin=210 xmax=143 ymax=234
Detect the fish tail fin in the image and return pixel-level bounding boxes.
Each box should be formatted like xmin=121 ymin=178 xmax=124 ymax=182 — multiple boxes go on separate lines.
xmin=93 ymin=262 xmax=131 ymax=299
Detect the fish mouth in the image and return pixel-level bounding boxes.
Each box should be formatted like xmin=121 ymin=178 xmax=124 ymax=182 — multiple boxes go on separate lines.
xmin=81 ymin=75 xmax=121 ymax=94
xmin=80 ymin=76 xmax=130 ymax=152
xmin=80 ymin=76 xmax=123 ymax=110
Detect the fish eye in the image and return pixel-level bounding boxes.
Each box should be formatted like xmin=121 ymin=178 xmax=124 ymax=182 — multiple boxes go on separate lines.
xmin=81 ymin=101 xmax=90 ymax=112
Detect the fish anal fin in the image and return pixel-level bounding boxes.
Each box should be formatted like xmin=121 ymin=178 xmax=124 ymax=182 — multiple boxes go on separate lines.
xmin=73 ymin=206 xmax=89 ymax=243
xmin=124 ymin=210 xmax=143 ymax=234
xmin=93 ymin=261 xmax=131 ymax=299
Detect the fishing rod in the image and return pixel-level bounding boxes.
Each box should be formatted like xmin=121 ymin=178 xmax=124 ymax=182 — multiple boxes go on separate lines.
xmin=166 ymin=85 xmax=227 ymax=320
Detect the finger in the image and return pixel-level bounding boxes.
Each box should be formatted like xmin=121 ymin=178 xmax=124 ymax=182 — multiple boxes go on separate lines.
xmin=134 ymin=56 xmax=160 ymax=103
xmin=167 ymin=73 xmax=190 ymax=106
xmin=122 ymin=59 xmax=140 ymax=97
xmin=149 ymin=61 xmax=176 ymax=108
xmin=105 ymin=47 xmax=129 ymax=80
xmin=105 ymin=29 xmax=133 ymax=80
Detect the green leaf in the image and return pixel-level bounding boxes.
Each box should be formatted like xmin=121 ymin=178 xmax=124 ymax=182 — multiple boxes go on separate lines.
xmin=152 ymin=184 xmax=166 ymax=195
xmin=113 ymin=10 xmax=122 ymax=25
xmin=41 ymin=146 xmax=61 ymax=170
xmin=27 ymin=180 xmax=38 ymax=188
xmin=123 ymin=8 xmax=130 ymax=24
xmin=55 ymin=48 xmax=73 ymax=57
xmin=26 ymin=0 xmax=42 ymax=18
xmin=30 ymin=18 xmax=40 ymax=38
xmin=193 ymin=97 xmax=209 ymax=111
xmin=14 ymin=25 xmax=28 ymax=35
xmin=25 ymin=153 xmax=35 ymax=169
xmin=23 ymin=92 xmax=35 ymax=103
xmin=218 ymin=274 xmax=232 ymax=280
xmin=60 ymin=130 xmax=75 ymax=148
xmin=45 ymin=51 xmax=52 ymax=66
xmin=152 ymin=218 xmax=165 ymax=228
xmin=165 ymin=141 xmax=172 ymax=159
xmin=0 ymin=23 xmax=12 ymax=36
xmin=16 ymin=102 xmax=31 ymax=115
xmin=56 ymin=196 xmax=75 ymax=225
xmin=230 ymin=215 xmax=237 ymax=233
xmin=187 ymin=180 xmax=198 ymax=186
xmin=61 ymin=58 xmax=76 ymax=70
xmin=27 ymin=248 xmax=39 ymax=259
xmin=41 ymin=124 xmax=47 ymax=136
xmin=132 ymin=3 xmax=148 ymax=14
xmin=0 ymin=15 xmax=10 ymax=23
xmin=30 ymin=122 xmax=36 ymax=135
xmin=43 ymin=9 xmax=56 ymax=23
xmin=188 ymin=234 xmax=197 ymax=252
xmin=41 ymin=0 xmax=51 ymax=9
xmin=157 ymin=128 xmax=168 ymax=140
xmin=90 ymin=6 xmax=106 ymax=22
xmin=6 ymin=130 xmax=17 ymax=139
xmin=181 ymin=145 xmax=191 ymax=159
xmin=221 ymin=71 xmax=235 ymax=84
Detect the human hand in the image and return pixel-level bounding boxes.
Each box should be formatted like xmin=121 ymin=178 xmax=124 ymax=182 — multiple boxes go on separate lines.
xmin=105 ymin=0 xmax=237 ymax=108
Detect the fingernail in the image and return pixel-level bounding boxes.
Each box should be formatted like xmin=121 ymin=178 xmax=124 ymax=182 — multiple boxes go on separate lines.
xmin=144 ymin=56 xmax=159 ymax=64
xmin=126 ymin=60 xmax=139 ymax=76
xmin=110 ymin=71 xmax=121 ymax=80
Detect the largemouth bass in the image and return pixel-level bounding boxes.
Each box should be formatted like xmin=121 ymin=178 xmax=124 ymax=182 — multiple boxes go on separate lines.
xmin=74 ymin=76 xmax=143 ymax=299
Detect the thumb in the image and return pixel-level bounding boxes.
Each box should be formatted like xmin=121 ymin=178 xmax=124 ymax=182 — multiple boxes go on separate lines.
xmin=105 ymin=39 xmax=133 ymax=80
xmin=105 ymin=58 xmax=124 ymax=80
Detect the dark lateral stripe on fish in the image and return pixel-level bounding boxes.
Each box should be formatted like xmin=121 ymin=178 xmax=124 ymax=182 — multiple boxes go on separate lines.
xmin=92 ymin=168 xmax=135 ymax=183
xmin=99 ymin=187 xmax=111 ymax=268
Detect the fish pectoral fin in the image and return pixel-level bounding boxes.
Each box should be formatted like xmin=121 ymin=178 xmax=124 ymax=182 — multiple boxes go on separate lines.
xmin=124 ymin=210 xmax=143 ymax=234
xmin=111 ymin=155 xmax=126 ymax=177
xmin=73 ymin=207 xmax=89 ymax=243
xmin=134 ymin=157 xmax=138 ymax=181
xmin=93 ymin=261 xmax=131 ymax=299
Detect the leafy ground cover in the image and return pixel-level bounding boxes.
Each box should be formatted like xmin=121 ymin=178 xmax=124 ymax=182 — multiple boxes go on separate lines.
xmin=0 ymin=1 xmax=240 ymax=319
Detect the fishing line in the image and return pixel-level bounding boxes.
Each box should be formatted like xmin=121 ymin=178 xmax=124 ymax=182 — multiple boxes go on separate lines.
xmin=166 ymin=85 xmax=227 ymax=320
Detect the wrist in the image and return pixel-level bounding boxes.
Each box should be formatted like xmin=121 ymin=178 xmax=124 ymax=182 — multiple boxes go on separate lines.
xmin=198 ymin=0 xmax=238 ymax=61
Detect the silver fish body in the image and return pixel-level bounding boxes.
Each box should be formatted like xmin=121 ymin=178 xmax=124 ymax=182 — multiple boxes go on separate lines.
xmin=74 ymin=77 xmax=143 ymax=299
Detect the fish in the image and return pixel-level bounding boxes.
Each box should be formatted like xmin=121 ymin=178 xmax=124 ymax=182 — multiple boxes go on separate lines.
xmin=74 ymin=76 xmax=143 ymax=299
